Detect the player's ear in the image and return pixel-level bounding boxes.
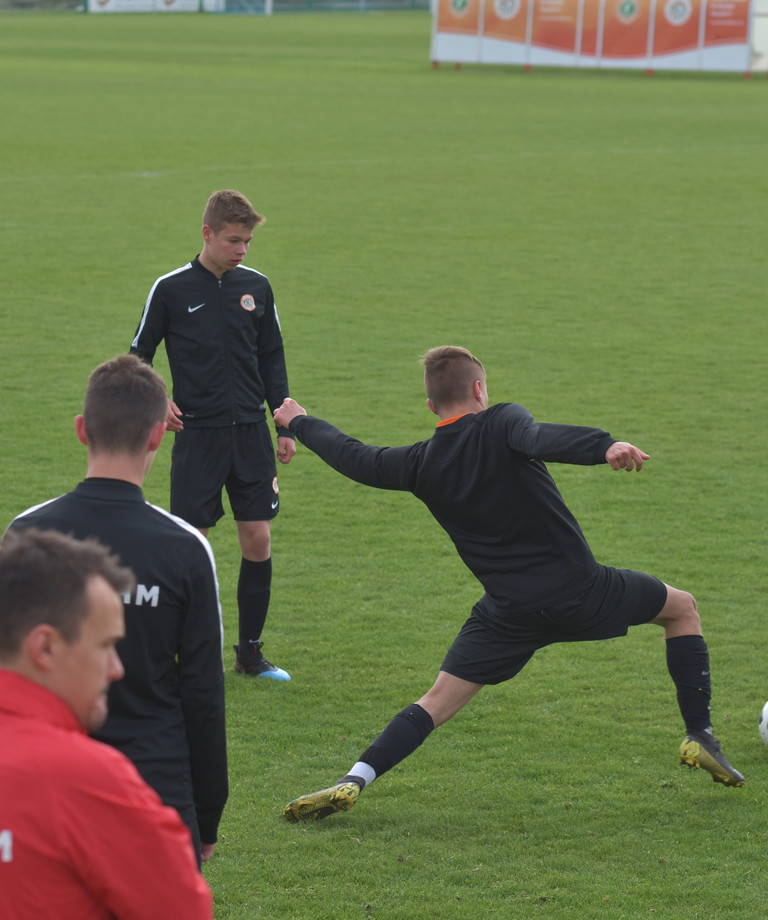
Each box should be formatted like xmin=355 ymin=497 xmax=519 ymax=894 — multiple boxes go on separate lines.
xmin=74 ymin=415 xmax=89 ymax=446
xmin=426 ymin=398 xmax=439 ymax=417
xmin=23 ymin=623 xmax=60 ymax=672
xmin=472 ymin=379 xmax=486 ymax=402
xmin=147 ymin=420 xmax=167 ymax=453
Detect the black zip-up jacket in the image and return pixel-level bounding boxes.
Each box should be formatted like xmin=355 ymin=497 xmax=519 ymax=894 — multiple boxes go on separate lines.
xmin=131 ymin=256 xmax=292 ymax=434
xmin=6 ymin=479 xmax=229 ymax=845
xmin=289 ymin=403 xmax=617 ymax=615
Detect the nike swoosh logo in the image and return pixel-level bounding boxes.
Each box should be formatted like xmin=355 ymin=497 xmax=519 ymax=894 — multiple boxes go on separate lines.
xmin=187 ymin=303 xmax=205 ymax=313
xmin=271 ymin=499 xmax=279 ymax=510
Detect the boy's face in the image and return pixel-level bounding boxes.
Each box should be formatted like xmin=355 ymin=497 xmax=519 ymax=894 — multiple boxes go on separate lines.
xmin=201 ymin=221 xmax=253 ymax=277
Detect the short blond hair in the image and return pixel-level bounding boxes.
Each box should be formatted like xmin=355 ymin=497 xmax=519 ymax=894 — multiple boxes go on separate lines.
xmin=202 ymin=190 xmax=265 ymax=232
xmin=421 ymin=346 xmax=485 ymax=412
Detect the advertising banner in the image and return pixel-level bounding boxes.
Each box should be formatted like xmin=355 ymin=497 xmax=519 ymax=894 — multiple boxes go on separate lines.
xmin=530 ymin=0 xmax=582 ymax=53
xmin=88 ymin=0 xmax=203 ymax=10
xmin=652 ymin=0 xmax=702 ymax=58
xmin=600 ymin=0 xmax=653 ymax=61
xmin=435 ymin=0 xmax=484 ymax=34
xmin=483 ymin=0 xmax=530 ymax=44
xmin=88 ymin=0 xmax=154 ymax=10
xmin=431 ymin=0 xmax=755 ymax=70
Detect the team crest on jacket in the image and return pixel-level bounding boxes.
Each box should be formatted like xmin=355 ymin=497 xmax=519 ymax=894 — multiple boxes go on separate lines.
xmin=241 ymin=294 xmax=256 ymax=312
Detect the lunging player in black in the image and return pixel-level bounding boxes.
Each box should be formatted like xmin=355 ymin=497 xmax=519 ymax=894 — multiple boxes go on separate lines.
xmin=274 ymin=346 xmax=744 ymax=822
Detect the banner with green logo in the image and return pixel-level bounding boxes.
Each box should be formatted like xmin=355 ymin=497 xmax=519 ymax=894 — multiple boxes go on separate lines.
xmin=431 ymin=0 xmax=755 ymax=72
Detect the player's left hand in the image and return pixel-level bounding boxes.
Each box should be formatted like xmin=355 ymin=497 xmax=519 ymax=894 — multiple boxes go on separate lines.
xmin=274 ymin=398 xmax=307 ymax=430
xmin=605 ymin=441 xmax=650 ymax=472
xmin=166 ymin=398 xmax=184 ymax=433
xmin=277 ymin=435 xmax=296 ymax=465
xmin=200 ymin=841 xmax=217 ymax=862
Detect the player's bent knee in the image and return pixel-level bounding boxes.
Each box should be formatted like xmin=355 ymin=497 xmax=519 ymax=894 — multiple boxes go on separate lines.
xmin=657 ymin=586 xmax=701 ymax=632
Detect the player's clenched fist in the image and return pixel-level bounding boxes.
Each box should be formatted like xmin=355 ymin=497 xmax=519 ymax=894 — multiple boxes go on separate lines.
xmin=274 ymin=398 xmax=307 ymax=429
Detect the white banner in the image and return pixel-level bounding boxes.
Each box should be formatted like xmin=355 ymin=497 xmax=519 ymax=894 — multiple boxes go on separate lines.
xmin=88 ymin=0 xmax=153 ymax=10
xmin=88 ymin=0 xmax=224 ymax=11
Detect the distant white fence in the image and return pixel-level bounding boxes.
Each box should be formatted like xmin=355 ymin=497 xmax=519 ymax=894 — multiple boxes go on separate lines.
xmin=86 ymin=0 xmax=427 ymax=11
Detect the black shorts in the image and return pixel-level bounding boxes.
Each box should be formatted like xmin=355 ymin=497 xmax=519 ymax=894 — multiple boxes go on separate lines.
xmin=440 ymin=566 xmax=667 ymax=686
xmin=170 ymin=422 xmax=279 ymax=529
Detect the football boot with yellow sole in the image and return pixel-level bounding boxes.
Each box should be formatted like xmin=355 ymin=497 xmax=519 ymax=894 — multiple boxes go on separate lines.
xmin=679 ymin=731 xmax=745 ymax=787
xmin=283 ymin=781 xmax=361 ymax=822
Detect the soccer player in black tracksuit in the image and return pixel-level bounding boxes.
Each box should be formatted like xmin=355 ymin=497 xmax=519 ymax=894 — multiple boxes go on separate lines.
xmin=5 ymin=356 xmax=228 ymax=864
xmin=130 ymin=189 xmax=295 ymax=681
xmin=275 ymin=346 xmax=744 ymax=823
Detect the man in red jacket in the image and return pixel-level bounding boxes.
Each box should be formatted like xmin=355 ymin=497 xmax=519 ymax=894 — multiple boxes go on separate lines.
xmin=0 ymin=528 xmax=213 ymax=920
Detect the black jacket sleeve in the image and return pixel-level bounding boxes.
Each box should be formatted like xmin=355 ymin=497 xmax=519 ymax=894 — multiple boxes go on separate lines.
xmin=130 ymin=280 xmax=169 ymax=365
xmin=177 ymin=542 xmax=228 ymax=844
xmin=291 ymin=416 xmax=418 ymax=491
xmin=499 ymin=403 xmax=615 ymax=465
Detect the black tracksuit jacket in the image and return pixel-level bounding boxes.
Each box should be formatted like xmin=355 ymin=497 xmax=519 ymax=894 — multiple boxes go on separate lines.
xmin=130 ymin=256 xmax=291 ymax=434
xmin=7 ymin=479 xmax=229 ymax=845
xmin=289 ymin=403 xmax=617 ymax=615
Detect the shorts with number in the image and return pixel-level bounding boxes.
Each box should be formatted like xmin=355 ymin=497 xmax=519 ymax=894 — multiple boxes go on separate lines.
xmin=440 ymin=565 xmax=667 ymax=686
xmin=170 ymin=422 xmax=279 ymax=528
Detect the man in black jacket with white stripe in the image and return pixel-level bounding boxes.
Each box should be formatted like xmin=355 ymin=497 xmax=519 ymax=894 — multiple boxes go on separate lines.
xmin=130 ymin=189 xmax=295 ymax=681
xmin=5 ymin=355 xmax=228 ymax=864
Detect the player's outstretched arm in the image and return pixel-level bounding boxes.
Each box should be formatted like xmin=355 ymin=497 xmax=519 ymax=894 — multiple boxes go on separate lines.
xmin=274 ymin=398 xmax=307 ymax=429
xmin=605 ymin=441 xmax=650 ymax=472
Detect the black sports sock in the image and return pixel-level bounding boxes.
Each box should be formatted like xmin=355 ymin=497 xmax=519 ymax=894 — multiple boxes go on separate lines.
xmin=337 ymin=773 xmax=368 ymax=789
xmin=356 ymin=704 xmax=435 ymax=778
xmin=237 ymin=557 xmax=271 ymax=652
xmin=666 ymin=634 xmax=712 ymax=733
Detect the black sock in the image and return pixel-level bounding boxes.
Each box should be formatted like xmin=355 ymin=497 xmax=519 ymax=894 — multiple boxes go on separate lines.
xmin=337 ymin=774 xmax=368 ymax=789
xmin=238 ymin=557 xmax=271 ymax=652
xmin=666 ymin=635 xmax=712 ymax=733
xmin=356 ymin=704 xmax=435 ymax=779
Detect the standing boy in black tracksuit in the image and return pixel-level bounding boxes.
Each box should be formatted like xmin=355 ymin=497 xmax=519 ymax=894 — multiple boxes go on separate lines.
xmin=5 ymin=355 xmax=228 ymax=863
xmin=131 ymin=189 xmax=294 ymax=681
xmin=274 ymin=346 xmax=744 ymax=823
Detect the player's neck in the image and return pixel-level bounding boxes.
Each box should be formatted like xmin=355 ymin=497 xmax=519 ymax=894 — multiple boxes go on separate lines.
xmin=84 ymin=454 xmax=146 ymax=488
xmin=198 ymin=251 xmax=227 ymax=279
xmin=438 ymin=402 xmax=482 ymax=421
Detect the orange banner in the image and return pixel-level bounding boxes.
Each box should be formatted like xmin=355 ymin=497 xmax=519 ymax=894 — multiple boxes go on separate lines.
xmin=436 ymin=0 xmax=483 ymax=36
xmin=483 ymin=0 xmax=530 ymax=42
xmin=531 ymin=0 xmax=581 ymax=50
xmin=653 ymin=0 xmax=701 ymax=55
xmin=580 ymin=0 xmax=603 ymax=55
xmin=704 ymin=0 xmax=750 ymax=46
xmin=601 ymin=0 xmax=652 ymax=57
xmin=431 ymin=0 xmax=754 ymax=70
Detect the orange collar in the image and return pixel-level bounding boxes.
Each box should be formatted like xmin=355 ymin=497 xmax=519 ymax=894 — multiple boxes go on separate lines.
xmin=436 ymin=413 xmax=469 ymax=428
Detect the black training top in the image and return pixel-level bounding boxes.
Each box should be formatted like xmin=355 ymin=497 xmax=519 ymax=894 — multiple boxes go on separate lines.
xmin=130 ymin=256 xmax=291 ymax=433
xmin=7 ymin=479 xmax=228 ymax=844
xmin=290 ymin=403 xmax=616 ymax=615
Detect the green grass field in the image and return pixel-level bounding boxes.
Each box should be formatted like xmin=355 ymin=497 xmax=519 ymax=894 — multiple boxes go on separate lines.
xmin=1 ymin=10 xmax=767 ymax=918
